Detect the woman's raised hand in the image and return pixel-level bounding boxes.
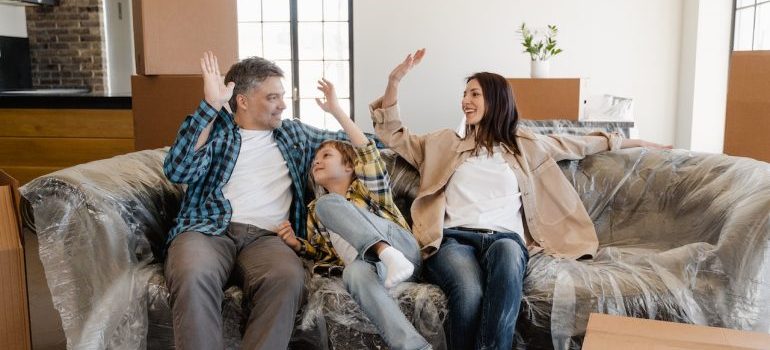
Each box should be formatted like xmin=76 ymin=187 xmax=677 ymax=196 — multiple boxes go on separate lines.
xmin=388 ymin=48 xmax=426 ymax=84
xmin=381 ymin=49 xmax=425 ymax=108
xmin=200 ymin=51 xmax=235 ymax=112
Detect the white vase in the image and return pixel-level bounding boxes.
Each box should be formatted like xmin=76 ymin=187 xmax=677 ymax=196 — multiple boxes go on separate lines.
xmin=530 ymin=60 xmax=550 ymax=78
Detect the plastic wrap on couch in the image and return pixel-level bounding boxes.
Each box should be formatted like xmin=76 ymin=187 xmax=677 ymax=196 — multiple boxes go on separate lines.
xmin=20 ymin=142 xmax=770 ymax=349
xmin=20 ymin=149 xmax=184 ymax=349
xmin=516 ymin=148 xmax=770 ymax=349
xmin=19 ymin=148 xmax=445 ymax=350
xmin=518 ymin=119 xmax=631 ymax=138
xmin=299 ymin=274 xmax=447 ymax=350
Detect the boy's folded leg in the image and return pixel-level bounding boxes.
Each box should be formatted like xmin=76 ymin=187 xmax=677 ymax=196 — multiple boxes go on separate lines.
xmin=379 ymin=246 xmax=414 ymax=288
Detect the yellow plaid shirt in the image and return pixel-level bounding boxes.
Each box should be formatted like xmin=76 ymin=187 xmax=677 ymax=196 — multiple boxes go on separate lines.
xmin=298 ymin=141 xmax=410 ymax=274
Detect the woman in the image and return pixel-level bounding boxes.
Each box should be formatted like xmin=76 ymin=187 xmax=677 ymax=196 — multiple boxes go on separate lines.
xmin=370 ymin=49 xmax=668 ymax=350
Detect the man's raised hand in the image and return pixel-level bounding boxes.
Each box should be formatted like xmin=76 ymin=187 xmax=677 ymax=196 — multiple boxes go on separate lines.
xmin=201 ymin=51 xmax=235 ymax=112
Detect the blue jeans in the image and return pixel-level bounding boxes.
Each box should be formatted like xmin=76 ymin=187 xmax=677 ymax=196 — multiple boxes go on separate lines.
xmin=315 ymin=194 xmax=430 ymax=350
xmin=424 ymin=228 xmax=529 ymax=350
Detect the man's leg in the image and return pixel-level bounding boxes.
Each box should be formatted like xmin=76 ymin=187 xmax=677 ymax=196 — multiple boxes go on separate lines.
xmin=236 ymin=234 xmax=305 ymax=350
xmin=165 ymin=231 xmax=236 ymax=350
xmin=343 ymin=260 xmax=430 ymax=350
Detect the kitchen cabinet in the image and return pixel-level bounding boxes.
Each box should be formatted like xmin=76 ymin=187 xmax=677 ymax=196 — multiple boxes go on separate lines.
xmin=0 ymin=95 xmax=134 ymax=184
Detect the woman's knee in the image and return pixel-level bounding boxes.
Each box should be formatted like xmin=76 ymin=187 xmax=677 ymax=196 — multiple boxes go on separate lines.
xmin=485 ymin=239 xmax=528 ymax=280
xmin=487 ymin=239 xmax=526 ymax=264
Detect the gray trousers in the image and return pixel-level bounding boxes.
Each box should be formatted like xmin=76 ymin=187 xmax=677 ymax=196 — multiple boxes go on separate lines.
xmin=164 ymin=222 xmax=305 ymax=350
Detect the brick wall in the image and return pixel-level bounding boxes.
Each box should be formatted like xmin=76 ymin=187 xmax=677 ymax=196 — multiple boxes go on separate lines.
xmin=26 ymin=0 xmax=106 ymax=92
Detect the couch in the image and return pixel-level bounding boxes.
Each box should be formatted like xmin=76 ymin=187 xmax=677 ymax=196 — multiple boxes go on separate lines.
xmin=20 ymin=122 xmax=770 ymax=349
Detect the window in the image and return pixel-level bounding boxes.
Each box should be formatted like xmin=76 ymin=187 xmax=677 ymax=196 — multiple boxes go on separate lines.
xmin=237 ymin=0 xmax=352 ymax=130
xmin=734 ymin=0 xmax=770 ymax=50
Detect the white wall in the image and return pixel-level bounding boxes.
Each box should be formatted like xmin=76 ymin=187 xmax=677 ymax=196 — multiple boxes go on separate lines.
xmin=675 ymin=0 xmax=732 ymax=153
xmin=354 ymin=0 xmax=684 ymax=145
xmin=0 ymin=3 xmax=28 ymax=37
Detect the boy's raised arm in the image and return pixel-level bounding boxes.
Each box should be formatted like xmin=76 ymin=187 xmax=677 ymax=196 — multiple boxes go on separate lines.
xmin=315 ymin=78 xmax=368 ymax=146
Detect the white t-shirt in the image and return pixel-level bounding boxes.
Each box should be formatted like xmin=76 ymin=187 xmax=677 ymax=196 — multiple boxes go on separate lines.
xmin=222 ymin=128 xmax=292 ymax=231
xmin=444 ymin=145 xmax=526 ymax=242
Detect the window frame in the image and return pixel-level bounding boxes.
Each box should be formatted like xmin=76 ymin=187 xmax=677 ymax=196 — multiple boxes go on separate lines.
xmin=732 ymin=0 xmax=770 ymax=51
xmin=237 ymin=0 xmax=355 ymax=123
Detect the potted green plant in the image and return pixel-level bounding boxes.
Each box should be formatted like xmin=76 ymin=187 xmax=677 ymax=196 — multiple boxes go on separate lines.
xmin=517 ymin=23 xmax=563 ymax=78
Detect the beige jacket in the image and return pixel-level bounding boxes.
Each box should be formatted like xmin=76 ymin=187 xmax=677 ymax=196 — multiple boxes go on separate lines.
xmin=370 ymin=99 xmax=623 ymax=260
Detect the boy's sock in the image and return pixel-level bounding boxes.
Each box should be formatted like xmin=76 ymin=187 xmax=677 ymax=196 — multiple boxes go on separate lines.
xmin=379 ymin=246 xmax=414 ymax=289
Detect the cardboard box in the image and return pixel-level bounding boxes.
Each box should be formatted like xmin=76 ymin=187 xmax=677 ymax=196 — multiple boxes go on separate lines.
xmin=583 ymin=313 xmax=770 ymax=350
xmin=132 ymin=75 xmax=205 ymax=150
xmin=0 ymin=169 xmax=31 ymax=350
xmin=132 ymin=0 xmax=238 ymax=75
xmin=723 ymin=51 xmax=770 ymax=163
xmin=507 ymin=78 xmax=585 ymax=121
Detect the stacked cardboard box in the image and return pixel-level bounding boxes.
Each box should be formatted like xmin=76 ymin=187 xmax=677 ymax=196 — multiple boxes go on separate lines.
xmin=131 ymin=0 xmax=238 ymax=150
xmin=723 ymin=51 xmax=770 ymax=163
xmin=508 ymin=78 xmax=586 ymax=121
xmin=583 ymin=313 xmax=770 ymax=349
xmin=0 ymin=170 xmax=31 ymax=350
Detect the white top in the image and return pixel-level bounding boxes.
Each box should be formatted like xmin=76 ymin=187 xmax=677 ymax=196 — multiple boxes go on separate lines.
xmin=223 ymin=128 xmax=292 ymax=231
xmin=444 ymin=145 xmax=526 ymax=242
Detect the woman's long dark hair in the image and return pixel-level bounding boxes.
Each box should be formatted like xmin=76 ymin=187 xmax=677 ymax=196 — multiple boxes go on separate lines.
xmin=464 ymin=72 xmax=519 ymax=155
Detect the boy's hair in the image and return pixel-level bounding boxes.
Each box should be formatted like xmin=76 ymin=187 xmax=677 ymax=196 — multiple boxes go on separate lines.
xmin=316 ymin=140 xmax=357 ymax=170
xmin=224 ymin=56 xmax=284 ymax=112
xmin=310 ymin=140 xmax=357 ymax=195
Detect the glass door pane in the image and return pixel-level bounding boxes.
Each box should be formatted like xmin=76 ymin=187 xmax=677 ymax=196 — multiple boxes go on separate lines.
xmin=734 ymin=7 xmax=756 ymax=51
xmin=754 ymin=3 xmax=770 ymax=50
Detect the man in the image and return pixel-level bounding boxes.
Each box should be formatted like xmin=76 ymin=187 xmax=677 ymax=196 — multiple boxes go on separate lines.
xmin=162 ymin=51 xmax=355 ymax=349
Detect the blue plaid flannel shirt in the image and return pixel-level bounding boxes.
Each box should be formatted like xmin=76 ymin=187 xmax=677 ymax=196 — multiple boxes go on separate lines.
xmin=163 ymin=100 xmax=372 ymax=244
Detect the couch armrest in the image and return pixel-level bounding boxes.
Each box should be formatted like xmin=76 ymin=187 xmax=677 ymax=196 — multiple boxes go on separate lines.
xmin=563 ymin=148 xmax=770 ymax=330
xmin=19 ymin=148 xmax=182 ymax=348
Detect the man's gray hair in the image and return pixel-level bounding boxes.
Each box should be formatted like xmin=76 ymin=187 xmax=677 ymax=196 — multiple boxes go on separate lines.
xmin=224 ymin=56 xmax=284 ymax=112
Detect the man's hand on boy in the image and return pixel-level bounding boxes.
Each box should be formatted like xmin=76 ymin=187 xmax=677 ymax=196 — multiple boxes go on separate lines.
xmin=315 ymin=78 xmax=346 ymax=119
xmin=276 ymin=220 xmax=301 ymax=252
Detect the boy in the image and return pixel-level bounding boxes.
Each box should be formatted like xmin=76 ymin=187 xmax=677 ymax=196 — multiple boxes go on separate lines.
xmin=277 ymin=79 xmax=431 ymax=350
